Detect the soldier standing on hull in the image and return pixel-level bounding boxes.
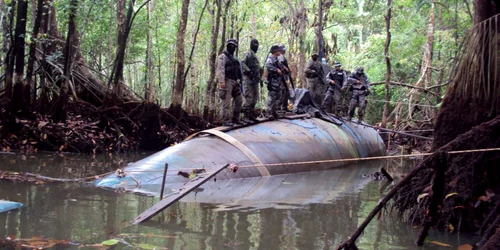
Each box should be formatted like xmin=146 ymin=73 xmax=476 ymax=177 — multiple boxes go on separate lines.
xmin=322 ymin=62 xmax=347 ymax=115
xmin=265 ymin=45 xmax=283 ymax=119
xmin=217 ymin=38 xmax=243 ymax=126
xmin=241 ymin=38 xmax=262 ymax=122
xmin=346 ymin=66 xmax=371 ymax=123
xmin=277 ymin=45 xmax=291 ymax=112
xmin=304 ymin=53 xmax=324 ymax=106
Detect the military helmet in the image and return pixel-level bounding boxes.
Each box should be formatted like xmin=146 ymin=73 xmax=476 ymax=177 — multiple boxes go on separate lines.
xmin=356 ymin=66 xmax=364 ymax=73
xmin=333 ymin=62 xmax=342 ymax=67
xmin=279 ymin=44 xmax=286 ymax=51
xmin=270 ymin=44 xmax=281 ymax=53
xmin=226 ymin=38 xmax=238 ymax=47
xmin=312 ymin=52 xmax=319 ymax=57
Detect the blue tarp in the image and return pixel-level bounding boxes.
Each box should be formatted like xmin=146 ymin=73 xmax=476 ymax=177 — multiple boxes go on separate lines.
xmin=0 ymin=200 xmax=24 ymax=213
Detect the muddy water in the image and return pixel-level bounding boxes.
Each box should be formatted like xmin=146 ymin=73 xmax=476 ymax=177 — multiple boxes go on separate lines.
xmin=0 ymin=153 xmax=478 ymax=249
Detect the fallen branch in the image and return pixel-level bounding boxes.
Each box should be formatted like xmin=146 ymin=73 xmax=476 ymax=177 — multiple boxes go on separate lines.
xmin=0 ymin=170 xmax=111 ymax=183
xmin=380 ymin=167 xmax=393 ymax=182
xmin=336 ymin=116 xmax=500 ymax=249
xmin=336 ymin=153 xmax=436 ymax=250
xmin=370 ymin=81 xmax=439 ymax=96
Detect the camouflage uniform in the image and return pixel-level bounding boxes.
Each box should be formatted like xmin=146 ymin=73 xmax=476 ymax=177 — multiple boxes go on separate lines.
xmin=278 ymin=53 xmax=292 ymax=111
xmin=346 ymin=68 xmax=371 ymax=122
xmin=240 ymin=49 xmax=261 ymax=117
xmin=216 ymin=51 xmax=243 ymax=124
xmin=304 ymin=59 xmax=324 ymax=105
xmin=265 ymin=53 xmax=282 ymax=118
xmin=322 ymin=69 xmax=347 ymax=115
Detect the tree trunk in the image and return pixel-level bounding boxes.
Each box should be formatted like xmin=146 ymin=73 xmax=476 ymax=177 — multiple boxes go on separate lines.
xmin=170 ymin=0 xmax=190 ymax=118
xmin=112 ymin=0 xmax=127 ymax=100
xmin=3 ymin=0 xmax=15 ymax=101
xmin=144 ymin=0 xmax=155 ymax=102
xmin=108 ymin=0 xmax=135 ymax=104
xmin=0 ymin=0 xmax=10 ymax=90
xmin=203 ymin=0 xmax=222 ymax=122
xmin=408 ymin=1 xmax=435 ymax=120
xmin=155 ymin=21 xmax=162 ymax=103
xmin=283 ymin=0 xmax=307 ymax=87
xmin=217 ymin=0 xmax=231 ymax=55
xmin=25 ymin=0 xmax=44 ymax=109
xmin=12 ymin=0 xmax=28 ymax=113
xmin=381 ymin=0 xmax=392 ymax=129
xmin=38 ymin=0 xmax=52 ymax=113
xmin=317 ymin=0 xmax=323 ymax=59
xmin=52 ymin=0 xmax=78 ymax=123
xmin=107 ymin=0 xmax=114 ymax=77
xmin=184 ymin=0 xmax=208 ymax=80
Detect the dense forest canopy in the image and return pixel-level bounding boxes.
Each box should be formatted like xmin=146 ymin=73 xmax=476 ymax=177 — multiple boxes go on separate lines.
xmin=0 ymin=0 xmax=473 ymax=124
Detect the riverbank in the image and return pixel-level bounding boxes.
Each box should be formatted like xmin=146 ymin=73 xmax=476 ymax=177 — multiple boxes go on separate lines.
xmin=0 ymin=101 xmax=209 ymax=154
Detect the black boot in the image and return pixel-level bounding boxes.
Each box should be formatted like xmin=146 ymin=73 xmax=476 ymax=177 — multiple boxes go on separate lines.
xmin=242 ymin=112 xmax=252 ymax=123
xmin=223 ymin=121 xmax=234 ymax=126
xmin=357 ymin=116 xmax=364 ymax=124
xmin=249 ymin=112 xmax=259 ymax=122
xmin=232 ymin=117 xmax=242 ymax=125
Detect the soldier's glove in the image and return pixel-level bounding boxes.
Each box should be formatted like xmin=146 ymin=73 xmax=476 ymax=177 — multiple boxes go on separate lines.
xmin=365 ymin=90 xmax=371 ymax=96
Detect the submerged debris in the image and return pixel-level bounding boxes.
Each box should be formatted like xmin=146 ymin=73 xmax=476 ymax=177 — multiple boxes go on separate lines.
xmin=0 ymin=236 xmax=72 ymax=249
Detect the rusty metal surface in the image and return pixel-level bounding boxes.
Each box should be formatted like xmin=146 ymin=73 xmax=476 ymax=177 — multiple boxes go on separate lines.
xmin=94 ymin=118 xmax=385 ymax=195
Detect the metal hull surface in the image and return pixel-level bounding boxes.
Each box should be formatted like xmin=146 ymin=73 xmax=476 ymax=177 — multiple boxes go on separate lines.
xmin=95 ymin=118 xmax=385 ymax=195
xmin=173 ymin=161 xmax=384 ymax=211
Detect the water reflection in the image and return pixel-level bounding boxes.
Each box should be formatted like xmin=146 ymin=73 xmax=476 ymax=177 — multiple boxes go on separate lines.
xmin=0 ymin=154 xmax=477 ymax=249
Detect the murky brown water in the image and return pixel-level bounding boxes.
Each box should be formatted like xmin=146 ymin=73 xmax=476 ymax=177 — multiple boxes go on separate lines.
xmin=0 ymin=153 xmax=478 ymax=249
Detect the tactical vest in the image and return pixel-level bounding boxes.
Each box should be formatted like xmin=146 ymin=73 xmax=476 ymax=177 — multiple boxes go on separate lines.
xmin=350 ymin=73 xmax=367 ymax=91
xmin=224 ymin=51 xmax=242 ymax=80
xmin=267 ymin=56 xmax=282 ymax=81
xmin=329 ymin=70 xmax=345 ymax=88
xmin=245 ymin=52 xmax=260 ymax=80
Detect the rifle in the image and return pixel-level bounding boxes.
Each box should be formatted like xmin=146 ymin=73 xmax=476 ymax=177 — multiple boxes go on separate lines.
xmin=279 ymin=58 xmax=295 ymax=101
xmin=289 ymin=72 xmax=296 ymax=90
xmin=238 ymin=62 xmax=245 ymax=95
xmin=316 ymin=62 xmax=327 ymax=86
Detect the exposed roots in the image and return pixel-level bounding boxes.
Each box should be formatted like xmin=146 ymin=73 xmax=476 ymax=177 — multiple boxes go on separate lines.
xmin=394 ymin=115 xmax=500 ymax=243
xmin=0 ymin=100 xmax=209 ymax=153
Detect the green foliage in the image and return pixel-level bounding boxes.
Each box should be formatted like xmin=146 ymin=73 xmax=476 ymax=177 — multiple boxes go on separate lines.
xmin=101 ymin=238 xmax=119 ymax=246
xmin=10 ymin=0 xmax=471 ymax=120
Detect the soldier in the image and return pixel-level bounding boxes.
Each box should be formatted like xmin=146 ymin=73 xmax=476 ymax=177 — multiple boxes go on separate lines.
xmin=322 ymin=62 xmax=347 ymax=115
xmin=346 ymin=66 xmax=371 ymax=123
xmin=217 ymin=38 xmax=243 ymax=126
xmin=304 ymin=53 xmax=324 ymax=105
xmin=265 ymin=45 xmax=283 ymax=119
xmin=278 ymin=45 xmax=292 ymax=111
xmin=240 ymin=38 xmax=262 ymax=122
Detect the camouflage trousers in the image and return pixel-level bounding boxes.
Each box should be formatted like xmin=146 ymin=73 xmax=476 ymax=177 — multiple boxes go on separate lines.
xmin=266 ymin=89 xmax=282 ymax=117
xmin=322 ymin=86 xmax=343 ymax=115
xmin=306 ymin=78 xmax=324 ymax=106
xmin=243 ymin=78 xmax=259 ymax=113
xmin=218 ymin=78 xmax=243 ymax=122
xmin=278 ymin=79 xmax=293 ymax=110
xmin=348 ymin=90 xmax=367 ymax=118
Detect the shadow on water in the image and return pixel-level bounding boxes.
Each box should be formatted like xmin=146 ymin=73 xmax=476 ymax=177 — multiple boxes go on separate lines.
xmin=0 ymin=153 xmax=479 ymax=249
